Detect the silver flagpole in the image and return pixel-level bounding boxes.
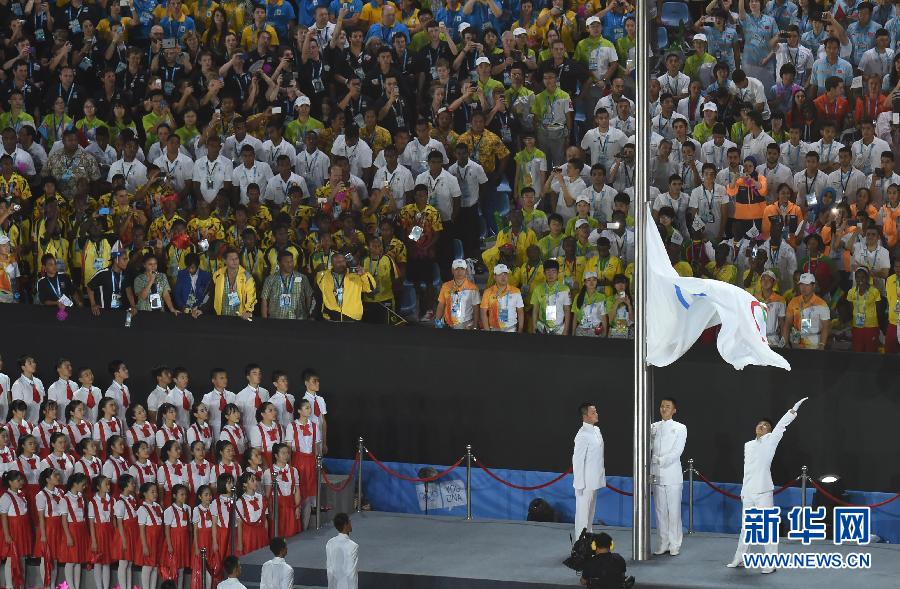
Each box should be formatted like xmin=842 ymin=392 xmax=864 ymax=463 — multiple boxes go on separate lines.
xmin=632 ymin=0 xmax=652 ymax=563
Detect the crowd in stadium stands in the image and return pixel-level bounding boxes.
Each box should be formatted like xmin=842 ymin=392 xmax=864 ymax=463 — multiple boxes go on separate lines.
xmin=0 ymin=0 xmax=899 ymax=349
xmin=0 ymin=355 xmax=328 ymax=589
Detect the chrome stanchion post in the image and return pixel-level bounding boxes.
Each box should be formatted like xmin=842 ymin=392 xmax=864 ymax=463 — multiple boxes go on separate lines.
xmin=272 ymin=478 xmax=280 ymax=537
xmin=315 ymin=455 xmax=323 ymax=531
xmin=688 ymin=458 xmax=695 ymax=535
xmin=466 ymin=444 xmax=473 ymax=521
xmin=200 ymin=548 xmax=207 ymax=589
xmin=356 ymin=437 xmax=364 ymax=513
xmin=801 ymin=465 xmax=808 ymax=508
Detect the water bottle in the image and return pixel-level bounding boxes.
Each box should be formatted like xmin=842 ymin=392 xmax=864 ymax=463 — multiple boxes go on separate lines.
xmin=125 ymin=309 xmax=132 ymax=328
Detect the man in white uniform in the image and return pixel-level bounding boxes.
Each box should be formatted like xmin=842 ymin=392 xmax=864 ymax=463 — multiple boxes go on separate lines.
xmin=260 ymin=537 xmax=293 ymax=589
xmin=650 ymin=397 xmax=687 ymax=556
xmin=728 ymin=397 xmax=808 ymax=573
xmin=572 ymin=402 xmax=606 ymax=542
xmin=326 ymin=513 xmax=358 ymax=589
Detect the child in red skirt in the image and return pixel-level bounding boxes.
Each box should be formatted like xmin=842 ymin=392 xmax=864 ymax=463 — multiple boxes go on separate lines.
xmin=36 ymin=400 xmax=63 ymax=460
xmin=36 ymin=468 xmax=63 ymax=589
xmin=112 ymin=474 xmax=139 ymax=589
xmin=164 ymin=484 xmax=191 ymax=588
xmin=39 ymin=431 xmax=75 ymax=485
xmin=191 ymin=485 xmax=218 ymax=589
xmin=211 ymin=474 xmax=235 ymax=558
xmin=157 ymin=440 xmax=186 ymax=507
xmin=14 ymin=434 xmax=42 ymax=526
xmin=102 ymin=436 xmax=130 ymax=495
xmin=235 ymin=472 xmax=268 ymax=556
xmin=186 ymin=404 xmax=214 ymax=460
xmin=186 ymin=441 xmax=211 ymax=504
xmin=88 ymin=475 xmax=115 ymax=589
xmin=93 ymin=398 xmax=125 ymax=461
xmin=249 ymin=403 xmax=281 ymax=467
xmin=129 ymin=441 xmax=157 ymax=488
xmin=136 ymin=482 xmax=163 ymax=589
xmin=243 ymin=447 xmax=265 ymax=482
xmin=126 ymin=404 xmax=157 ymax=464
xmin=218 ymin=405 xmax=247 ymax=456
xmin=59 ymin=472 xmax=89 ymax=589
xmin=286 ymin=398 xmax=318 ymax=530
xmin=65 ymin=401 xmax=92 ymax=456
xmin=155 ymin=404 xmax=185 ymax=462
xmin=1 ymin=470 xmax=33 ymax=589
xmin=212 ymin=441 xmax=243 ymax=482
xmin=262 ymin=444 xmax=301 ymax=539
xmin=74 ymin=438 xmax=102 ymax=483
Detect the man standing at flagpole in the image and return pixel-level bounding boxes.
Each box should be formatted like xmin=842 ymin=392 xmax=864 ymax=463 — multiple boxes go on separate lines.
xmin=573 ymin=402 xmax=606 ymax=542
xmin=728 ymin=397 xmax=808 ymax=573
xmin=651 ymin=397 xmax=687 ymax=556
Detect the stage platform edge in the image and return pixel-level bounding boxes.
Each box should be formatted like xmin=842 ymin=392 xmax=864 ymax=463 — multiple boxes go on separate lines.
xmin=236 ymin=511 xmax=900 ymax=589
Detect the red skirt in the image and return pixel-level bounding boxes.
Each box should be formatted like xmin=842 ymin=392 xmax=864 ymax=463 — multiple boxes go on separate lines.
xmin=215 ymin=525 xmax=232 ymax=559
xmin=57 ymin=519 xmax=88 ymax=563
xmin=294 ymin=452 xmax=317 ymax=500
xmin=168 ymin=526 xmax=191 ymax=569
xmin=91 ymin=520 xmax=116 ymax=564
xmin=237 ymin=520 xmax=267 ymax=556
xmin=24 ymin=484 xmax=39 ymax=527
xmin=134 ymin=524 xmax=163 ymax=567
xmin=0 ymin=514 xmax=33 ymax=559
xmin=110 ymin=518 xmax=139 ymax=562
xmin=274 ymin=493 xmax=300 ymax=538
xmin=38 ymin=515 xmax=62 ymax=559
xmin=190 ymin=528 xmax=220 ymax=589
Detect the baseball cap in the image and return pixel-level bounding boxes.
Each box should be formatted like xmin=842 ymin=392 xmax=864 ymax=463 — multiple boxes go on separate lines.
xmin=451 ymin=259 xmax=468 ymax=270
xmin=586 ymin=16 xmax=600 ymax=26
xmin=458 ymin=22 xmax=471 ymax=33
xmin=798 ymin=273 xmax=816 ymax=285
xmin=493 ymin=264 xmax=510 ymax=275
xmin=702 ymin=102 xmax=718 ymax=112
xmin=295 ymin=95 xmax=311 ymax=107
xmin=575 ymin=219 xmax=590 ymax=229
xmin=0 ymin=236 xmax=10 ymax=246
xmin=513 ymin=27 xmax=527 ymax=36
xmin=475 ymin=56 xmax=491 ymax=66
xmin=693 ymin=33 xmax=708 ymax=43
xmin=575 ymin=194 xmax=591 ymax=204
xmin=583 ymin=271 xmax=598 ymax=280
xmin=761 ymin=270 xmax=777 ymax=281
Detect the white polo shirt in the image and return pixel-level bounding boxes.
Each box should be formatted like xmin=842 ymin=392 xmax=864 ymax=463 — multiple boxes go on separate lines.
xmin=153 ymin=152 xmax=195 ymax=192
xmin=580 ymin=127 xmax=628 ymax=171
xmin=448 ymin=160 xmax=488 ymax=208
xmin=264 ymin=172 xmax=309 ymax=206
xmin=295 ymin=148 xmax=331 ymax=194
xmin=330 ymin=135 xmax=374 ymax=179
xmin=373 ymin=163 xmax=415 ymax=210
xmin=402 ymin=138 xmax=448 ymax=177
xmin=192 ymin=154 xmax=233 ymax=203
xmin=223 ymin=133 xmax=264 ymax=164
xmin=579 ymin=183 xmax=617 ymax=222
xmin=261 ymin=139 xmax=297 ymax=173
xmin=852 ymin=137 xmax=892 ymax=175
xmin=107 ymin=158 xmax=148 ymax=192
xmin=414 ymin=169 xmax=462 ymax=222
xmin=233 ymin=160 xmax=274 ymax=204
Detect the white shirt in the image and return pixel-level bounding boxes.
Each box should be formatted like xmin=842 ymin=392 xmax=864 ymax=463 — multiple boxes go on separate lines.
xmin=774 ymin=42 xmax=815 ymax=85
xmin=233 ymin=160 xmax=274 ymax=204
xmin=700 ymin=139 xmax=736 ymax=168
xmin=201 ymin=388 xmax=237 ymax=439
xmin=153 ymin=152 xmax=195 ymax=192
xmin=326 ymin=533 xmax=359 ymax=589
xmin=105 ymin=380 xmax=130 ymax=421
xmin=652 ymin=191 xmax=690 ymax=237
xmin=580 ymin=127 xmax=627 ymax=170
xmin=688 ymin=183 xmax=729 ymax=240
xmin=579 ymin=184 xmax=617 ymax=223
xmin=107 ymin=158 xmax=147 ymax=192
xmin=588 ymin=43 xmax=618 ymax=79
xmin=1 ymin=146 xmax=36 ymax=176
xmin=657 ymin=72 xmax=690 ymax=97
xmin=47 ymin=378 xmax=78 ymax=422
xmin=402 ymin=138 xmax=448 ymax=177
xmin=264 ymin=172 xmax=309 ymax=206
xmin=742 ymin=410 xmax=795 ymax=496
xmin=331 ymin=135 xmax=374 ymax=178
xmin=85 ymin=142 xmax=118 ymax=168
xmin=597 ymin=228 xmax=634 ymax=264
xmin=260 ymin=556 xmax=294 ymax=589
xmin=373 ymin=163 xmax=415 ymax=211
xmin=741 ymin=130 xmax=775 ymax=165
xmin=218 ymin=578 xmax=248 ymax=589
xmin=779 ymin=140 xmax=811 ymax=175
xmin=223 ymin=133 xmax=264 ymax=164
xmin=808 ymin=139 xmax=844 ymax=169
xmin=11 ymin=375 xmax=44 ymax=423
xmin=295 ymin=148 xmax=331 ymax=194
xmin=261 ymin=139 xmax=297 ymax=173
xmin=192 ymin=154 xmax=233 ymax=203
xmin=165 ymin=387 xmax=194 ymax=430
xmin=303 ymin=391 xmax=327 ymax=429
xmin=736 ymin=77 xmax=771 ymax=120
xmin=650 ymin=419 xmax=687 ymax=485
xmin=414 ymin=169 xmax=462 ymax=222
xmin=866 ymin=171 xmax=900 ymax=204
xmin=851 ymin=136 xmax=892 ymax=175
xmin=859 ymin=46 xmax=895 ymax=77
xmin=757 ymin=162 xmax=793 ymax=196
xmin=268 ymin=391 xmax=296 ymax=429
xmin=572 ymin=422 xmax=605 ymax=491
xmin=235 ymin=385 xmax=270 ymax=432
xmin=827 ymin=166 xmax=867 ymax=203
xmin=792 ymin=169 xmax=829 ymax=204
xmin=550 ymin=175 xmax=588 ymax=222
xmin=448 ymin=160 xmax=488 ymax=208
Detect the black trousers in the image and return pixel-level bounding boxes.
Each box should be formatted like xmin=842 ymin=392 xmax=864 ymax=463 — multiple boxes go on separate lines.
xmin=437 ymin=220 xmax=455 ymax=281
xmin=457 ymin=204 xmax=481 ymax=260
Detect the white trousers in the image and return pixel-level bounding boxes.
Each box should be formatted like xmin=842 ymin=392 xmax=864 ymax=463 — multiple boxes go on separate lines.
xmin=574 ymin=487 xmax=598 ymax=540
xmin=733 ymin=491 xmax=777 ymax=562
xmin=653 ymin=483 xmax=683 ymax=551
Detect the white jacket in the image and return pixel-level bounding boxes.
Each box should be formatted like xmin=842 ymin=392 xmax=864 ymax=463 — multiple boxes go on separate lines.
xmin=572 ymin=423 xmax=606 ymax=491
xmin=326 ymin=533 xmax=358 ymax=589
xmin=741 ymin=410 xmax=796 ymax=496
xmin=650 ymin=419 xmax=687 ymax=485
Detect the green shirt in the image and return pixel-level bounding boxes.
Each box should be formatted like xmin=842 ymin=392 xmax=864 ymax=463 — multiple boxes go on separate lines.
xmin=0 ymin=112 xmax=35 ymax=133
xmin=614 ymin=36 xmax=635 ymax=65
xmin=176 ymin=125 xmax=201 ymax=146
xmin=537 ymin=233 xmax=565 ymax=259
xmin=573 ymin=35 xmax=608 ymax=65
xmin=530 ymin=279 xmax=570 ymax=331
xmin=285 ymin=117 xmax=325 ymax=145
xmin=692 ymin=121 xmax=716 ymax=145
xmin=142 ymin=111 xmax=174 ymax=149
xmin=532 ymin=88 xmax=571 ymax=128
xmin=684 ymin=52 xmax=716 ymax=81
xmin=572 ymin=289 xmax=607 ymax=327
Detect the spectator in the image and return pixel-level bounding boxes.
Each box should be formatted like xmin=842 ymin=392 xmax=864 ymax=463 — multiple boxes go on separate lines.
xmin=212 ymin=249 xmax=256 ymax=320
xmin=783 ymin=273 xmax=831 ymax=349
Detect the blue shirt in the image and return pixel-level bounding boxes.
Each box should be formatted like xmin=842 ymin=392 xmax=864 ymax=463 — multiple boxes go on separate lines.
xmin=298 ymin=0 xmax=328 ymax=27
xmin=265 ymin=0 xmax=296 ymax=39
xmin=602 ymin=10 xmax=632 ymax=43
xmin=435 ymin=6 xmax=466 ymax=42
xmin=703 ymin=25 xmax=738 ymax=72
xmin=366 ymin=22 xmax=411 ymax=44
xmin=763 ymin=0 xmax=798 ymax=30
xmin=160 ymin=15 xmax=196 ymax=40
xmin=809 ymin=56 xmax=853 ymax=92
xmin=847 ymin=19 xmax=879 ymax=66
xmin=739 ymin=13 xmax=778 ymax=66
xmin=329 ymin=0 xmax=363 ymax=20
xmin=800 ymin=28 xmax=827 ymax=54
xmin=131 ymin=0 xmax=159 ymax=38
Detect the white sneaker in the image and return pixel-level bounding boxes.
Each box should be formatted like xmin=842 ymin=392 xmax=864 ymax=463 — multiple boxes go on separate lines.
xmin=669 ymin=548 xmax=680 ymax=556
xmin=761 ymin=567 xmax=776 ymax=574
xmin=726 ymin=559 xmax=744 ymax=568
xmin=653 ymin=547 xmax=668 ymax=555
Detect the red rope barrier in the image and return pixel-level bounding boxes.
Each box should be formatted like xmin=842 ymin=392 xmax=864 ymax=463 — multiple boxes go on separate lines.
xmin=808 ymin=479 xmax=900 ymax=508
xmin=773 ymin=477 xmax=799 ymax=496
xmin=694 ymin=470 xmax=742 ymax=501
xmin=321 ymin=453 xmax=360 ymax=492
xmin=476 ymin=459 xmax=573 ymax=491
xmin=367 ymin=450 xmax=465 ymax=483
xmin=605 ymin=484 xmax=633 ymax=497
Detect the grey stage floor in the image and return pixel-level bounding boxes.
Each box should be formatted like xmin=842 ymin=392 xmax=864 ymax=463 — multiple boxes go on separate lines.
xmin=237 ymin=511 xmax=900 ymax=589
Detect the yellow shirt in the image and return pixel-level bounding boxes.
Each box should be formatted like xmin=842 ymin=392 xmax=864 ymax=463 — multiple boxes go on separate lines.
xmin=239 ymin=247 xmax=266 ymax=284
xmin=82 ymin=239 xmax=112 ymax=286
xmin=96 ymin=17 xmax=135 ymax=43
xmin=187 ymin=217 xmax=225 ymax=243
xmin=536 ymin=8 xmax=578 ymax=52
xmin=455 ymin=130 xmax=510 ymax=174
xmin=360 ymin=125 xmax=393 ymax=157
xmin=846 ymin=286 xmax=881 ymax=328
xmin=705 ymin=262 xmax=737 ymax=285
xmin=264 ymin=244 xmax=303 ymax=276
xmin=0 ymin=173 xmax=31 ymax=202
xmin=674 ymin=261 xmax=694 ymax=277
xmin=585 ymin=255 xmax=623 ymax=296
xmin=887 ymin=274 xmax=899 ymax=326
xmin=359 ymin=0 xmax=399 ymax=25
xmin=220 ymin=0 xmax=246 ymax=30
xmin=240 ymin=22 xmax=279 ymax=51
xmin=213 ymin=266 xmax=257 ymax=316
xmin=149 ymin=214 xmax=186 ymax=245
xmin=316 ymin=270 xmax=375 ymax=321
xmin=556 ymin=255 xmax=586 ymax=292
xmin=362 ymin=255 xmax=399 ymax=303
xmin=495 ymin=227 xmax=538 ymax=266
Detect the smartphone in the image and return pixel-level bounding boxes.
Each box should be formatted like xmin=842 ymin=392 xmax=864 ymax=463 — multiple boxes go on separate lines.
xmin=271 ymin=106 xmax=282 ymax=114
xmin=98 ymin=207 xmax=110 ymax=216
xmin=607 ymin=221 xmax=621 ymax=230
xmin=119 ymin=0 xmax=128 ymax=6
xmin=894 ymin=112 xmax=900 ymax=125
xmin=161 ymin=38 xmax=176 ymax=49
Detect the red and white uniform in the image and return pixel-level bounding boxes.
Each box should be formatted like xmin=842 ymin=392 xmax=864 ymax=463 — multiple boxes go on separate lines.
xmin=47 ymin=378 xmax=79 ymax=424
xmin=88 ymin=493 xmax=116 ymax=564
xmin=200 ymin=388 xmax=236 ymax=439
xmin=111 ymin=494 xmax=139 ymax=561
xmin=39 ymin=452 xmax=75 ymax=484
xmin=285 ymin=420 xmax=318 ymax=499
xmin=192 ymin=504 xmax=216 ymax=564
xmin=235 ymin=385 xmax=270 ymax=432
xmin=163 ymin=503 xmax=192 ymax=568
xmin=129 ymin=460 xmax=157 ymax=487
xmin=57 ymin=491 xmax=88 ymax=563
xmin=157 ymin=460 xmax=186 ymax=496
xmin=73 ymin=386 xmax=102 ymax=423
xmin=155 ymin=423 xmax=185 ymax=448
xmin=268 ymin=392 xmax=296 ymax=429
xmin=0 ymin=489 xmax=33 ymax=558
xmin=5 ymin=419 xmax=34 ymax=451
xmin=35 ymin=487 xmax=63 ymax=519
xmin=102 ymin=454 xmax=131 ymax=483
xmin=285 ymin=419 xmax=319 ymax=453
xmin=236 ymin=492 xmax=268 ymax=555
xmin=36 ymin=486 xmax=63 ymax=557
xmin=74 ymin=455 xmax=103 ymax=479
xmin=93 ymin=417 xmax=125 ymax=452
xmin=245 ymin=465 xmax=264 ymax=481
xmin=211 ymin=495 xmax=233 ymax=554
xmin=262 ymin=463 xmax=301 ymax=537
xmin=165 ymin=388 xmax=194 ymax=431
xmin=66 ymin=419 xmax=93 ymax=451
xmin=35 ymin=419 xmax=64 ymax=457
xmin=249 ymin=421 xmax=282 ymax=464
xmin=219 ymin=423 xmax=247 ymax=454
xmin=11 ymin=375 xmax=45 ymax=423
xmin=14 ymin=453 xmax=42 ymax=485
xmin=134 ymin=502 xmax=163 ymax=566
xmin=185 ymin=460 xmax=211 ymax=495
xmin=104 ymin=381 xmax=131 ymax=422
xmin=303 ymin=391 xmax=327 ymax=428
xmin=0 ymin=446 xmax=15 ymax=474
xmin=212 ymin=460 xmax=243 ymax=481
xmin=126 ymin=422 xmax=158 ymax=456
xmin=186 ymin=421 xmax=214 ymax=454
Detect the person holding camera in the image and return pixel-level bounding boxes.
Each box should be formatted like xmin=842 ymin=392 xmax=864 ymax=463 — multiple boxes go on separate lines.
xmin=579 ymin=532 xmax=630 ymax=589
xmin=316 ymin=249 xmax=374 ymax=322
xmin=129 ymin=252 xmax=179 ymax=314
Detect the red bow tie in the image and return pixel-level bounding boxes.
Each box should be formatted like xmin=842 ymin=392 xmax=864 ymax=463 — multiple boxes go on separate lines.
xmin=197 ymin=463 xmax=207 ymax=476
xmin=173 ymin=463 xmax=183 ymax=477
xmin=18 ymin=424 xmax=28 ymax=436
xmin=26 ymin=457 xmax=36 ymax=469
xmin=247 ymin=498 xmax=259 ymax=510
xmin=142 ymin=464 xmax=153 ymax=475
xmin=58 ymin=458 xmax=68 ymax=469
xmin=280 ymin=470 xmax=289 ymax=482
xmin=77 ymin=422 xmax=89 ymax=435
xmin=142 ymin=424 xmax=152 ymax=437
xmin=299 ymin=423 xmax=311 ymax=436
xmin=267 ymin=428 xmax=278 ymax=441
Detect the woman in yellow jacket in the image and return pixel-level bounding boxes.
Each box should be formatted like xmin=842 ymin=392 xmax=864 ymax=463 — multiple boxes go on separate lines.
xmin=213 ymin=249 xmax=257 ymax=319
xmin=315 ymin=252 xmax=374 ymax=322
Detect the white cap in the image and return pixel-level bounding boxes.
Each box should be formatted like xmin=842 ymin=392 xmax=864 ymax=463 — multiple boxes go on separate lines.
xmin=475 ymin=56 xmax=491 ymax=66
xmin=493 ymin=264 xmax=510 ymax=275
xmin=458 ymin=22 xmax=471 ymax=33
xmin=513 ymin=27 xmax=528 ymax=36
xmin=294 ymin=95 xmax=311 ymax=107
xmin=585 ymin=16 xmax=601 ymax=26
xmin=451 ymin=259 xmax=468 ymax=270
xmin=583 ymin=271 xmax=598 ymax=280
xmin=575 ymin=218 xmax=590 ymax=229
xmin=693 ymin=33 xmax=707 ymax=43
xmin=761 ymin=270 xmax=777 ymax=281
xmin=575 ymin=194 xmax=591 ymax=204
xmin=798 ymin=273 xmax=816 ymax=285
xmin=702 ymin=102 xmax=718 ymax=112
xmin=0 ymin=236 xmax=9 ymax=246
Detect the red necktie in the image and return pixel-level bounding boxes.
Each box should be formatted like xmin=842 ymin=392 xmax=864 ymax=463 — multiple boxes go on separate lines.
xmin=182 ymin=394 xmax=190 ymax=411
xmin=142 ymin=424 xmax=151 ymax=437
xmin=122 ymin=385 xmax=130 ymax=408
xmin=65 ymin=382 xmax=73 ymax=401
xmin=219 ymin=395 xmax=226 ymax=411
xmin=285 ymin=396 xmax=293 ymax=414
xmin=313 ymin=399 xmax=321 ymax=417
xmin=254 ymin=389 xmax=261 ymax=408
xmin=87 ymin=393 xmax=96 ymax=409
xmin=32 ymin=383 xmax=40 ymax=403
